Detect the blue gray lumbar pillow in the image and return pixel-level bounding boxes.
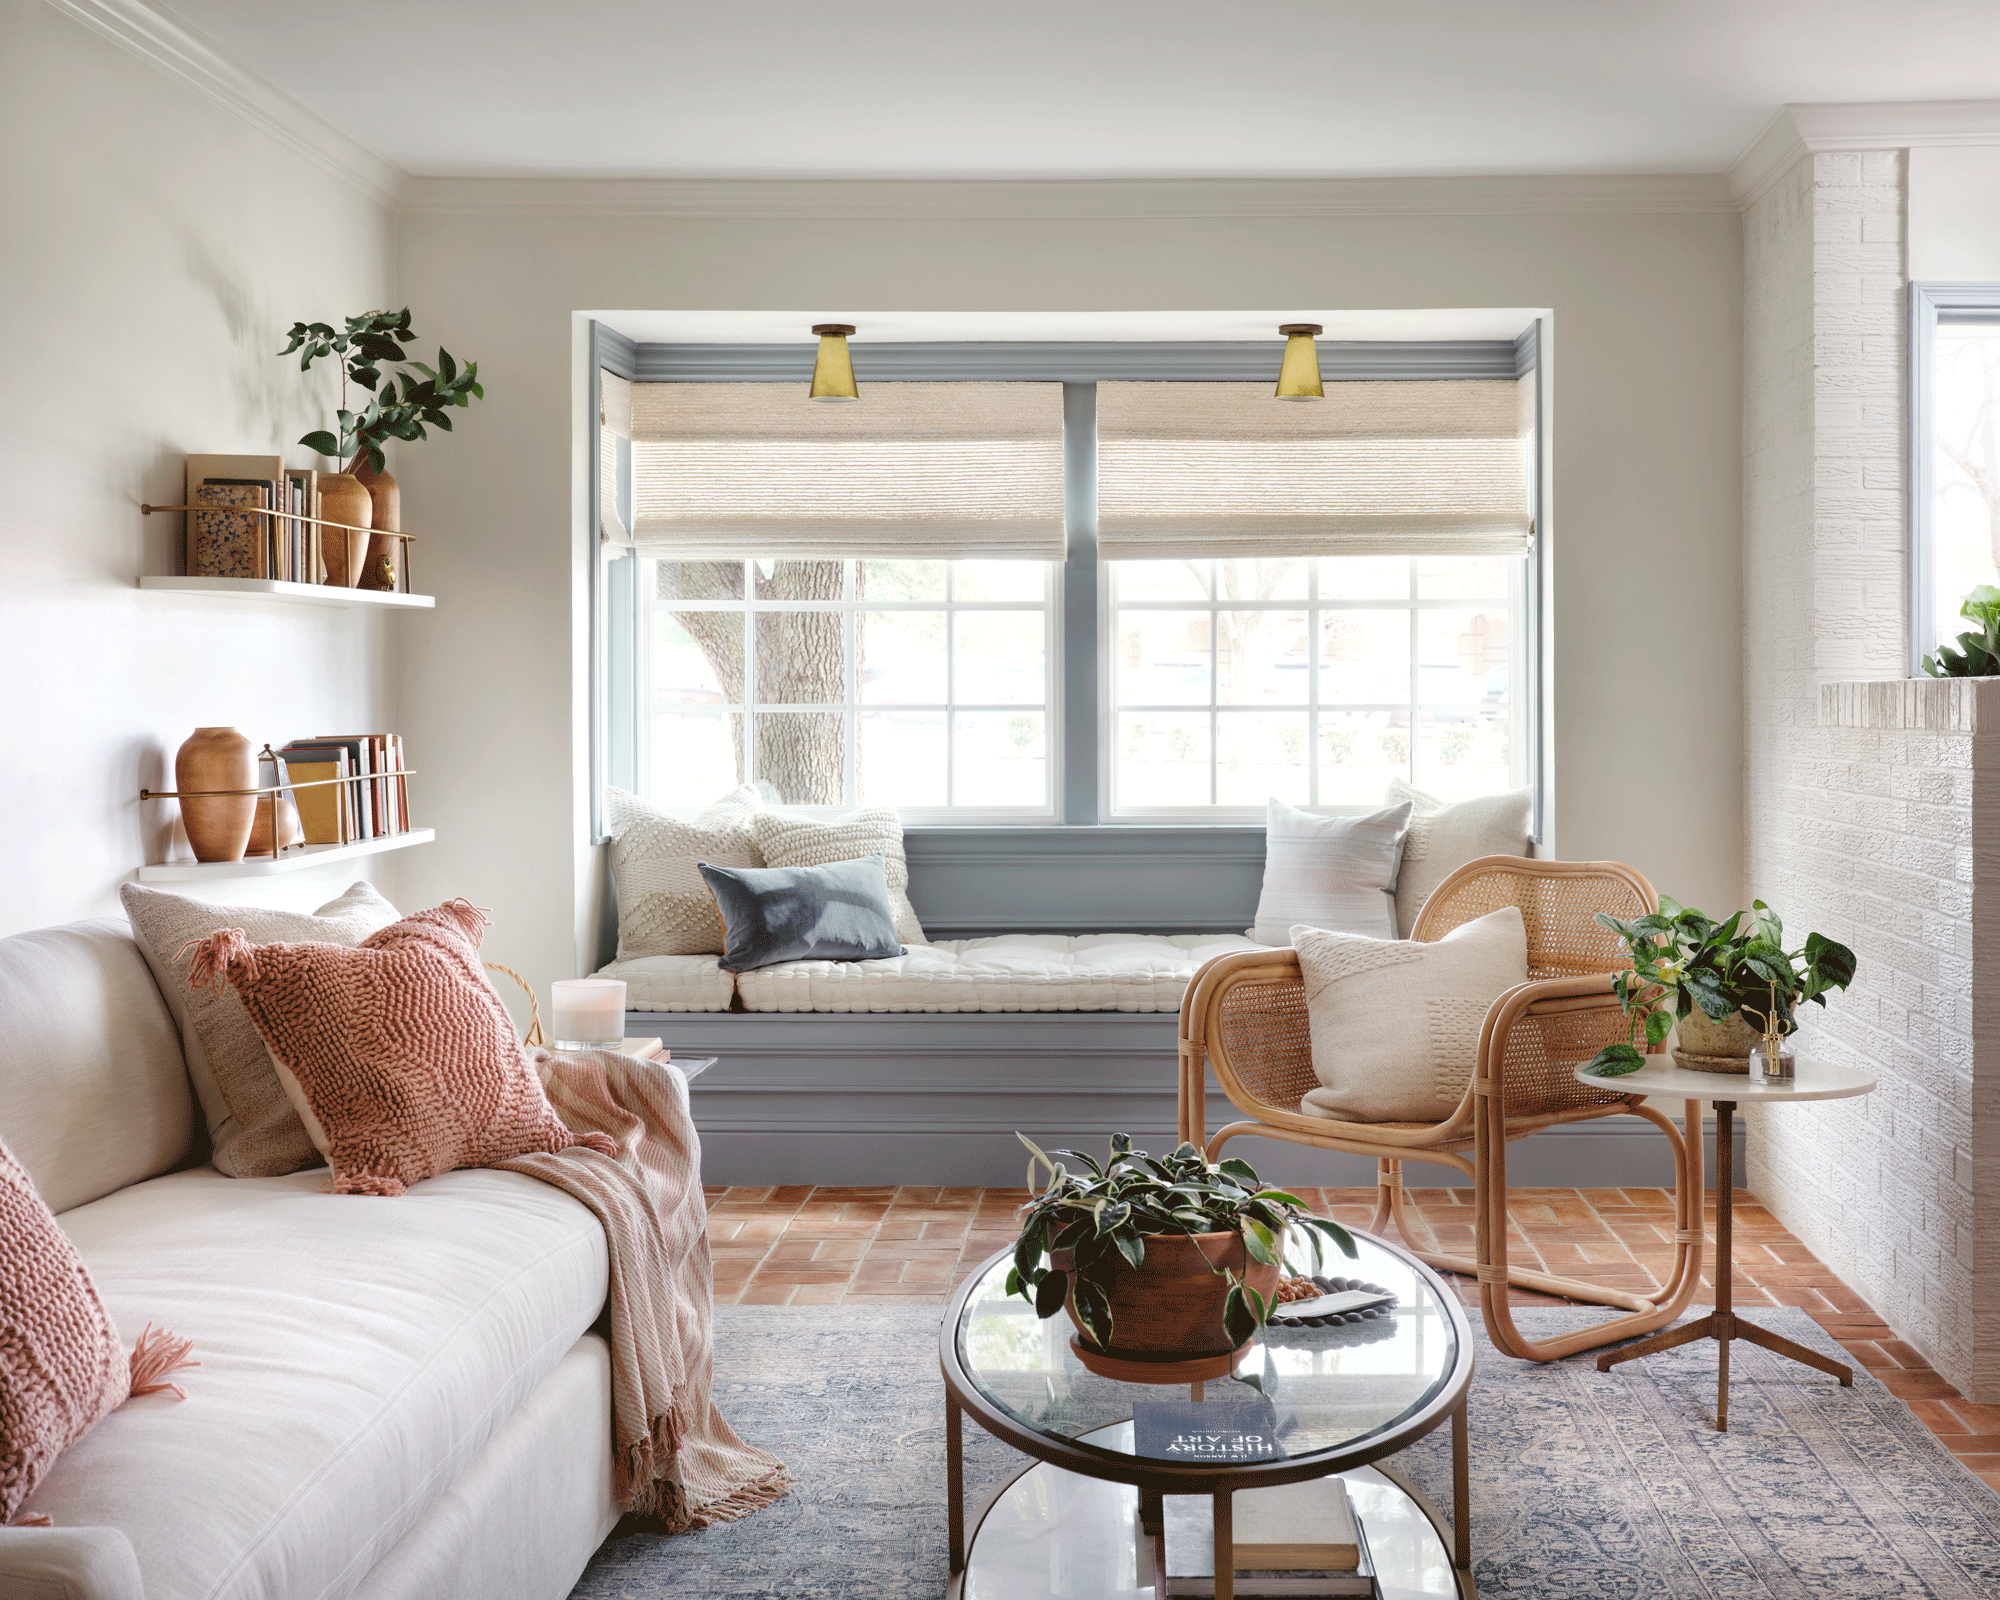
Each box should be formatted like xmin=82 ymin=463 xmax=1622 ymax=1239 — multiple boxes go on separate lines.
xmin=1247 ymin=796 xmax=1414 ymax=945
xmin=698 ymin=854 xmax=906 ymax=973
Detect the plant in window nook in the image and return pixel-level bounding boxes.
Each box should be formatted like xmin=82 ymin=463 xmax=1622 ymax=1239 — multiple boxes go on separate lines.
xmin=1584 ymin=899 xmax=1855 ymax=1077
xmin=1922 ymin=585 xmax=2000 ymax=677
xmin=1008 ymin=1134 xmax=1356 ymax=1376
xmin=279 ymin=309 xmax=483 ymax=590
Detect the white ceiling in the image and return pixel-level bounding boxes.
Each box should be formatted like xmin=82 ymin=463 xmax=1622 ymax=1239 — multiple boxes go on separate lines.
xmin=599 ymin=309 xmax=1543 ymax=345
xmin=162 ymin=0 xmax=2000 ymax=180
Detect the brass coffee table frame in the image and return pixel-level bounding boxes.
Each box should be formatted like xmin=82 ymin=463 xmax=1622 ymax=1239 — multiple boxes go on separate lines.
xmin=940 ymin=1231 xmax=1477 ymax=1600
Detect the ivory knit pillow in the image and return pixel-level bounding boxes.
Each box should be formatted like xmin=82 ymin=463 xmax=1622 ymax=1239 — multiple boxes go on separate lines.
xmin=606 ymin=785 xmax=764 ymax=959
xmin=183 ymin=900 xmax=613 ymax=1197
xmin=1247 ymin=797 xmax=1412 ymax=945
xmin=1 ymin=1136 xmax=193 ymax=1524
xmin=752 ymin=805 xmax=927 ymax=945
xmin=1387 ymin=780 xmax=1534 ymax=938
xmin=120 ymin=880 xmax=401 ymax=1177
xmin=1295 ymin=907 xmax=1528 ymax=1123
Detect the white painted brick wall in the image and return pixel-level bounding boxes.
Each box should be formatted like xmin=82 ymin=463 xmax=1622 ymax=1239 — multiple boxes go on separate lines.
xmin=1743 ymin=149 xmax=1997 ymax=1397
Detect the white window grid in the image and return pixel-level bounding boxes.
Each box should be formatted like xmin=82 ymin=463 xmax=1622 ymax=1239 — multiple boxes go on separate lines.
xmin=636 ymin=558 xmax=1059 ymax=817
xmin=1106 ymin=556 xmax=1529 ymax=818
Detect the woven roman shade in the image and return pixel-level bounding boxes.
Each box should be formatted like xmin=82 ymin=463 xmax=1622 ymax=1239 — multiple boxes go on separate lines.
xmin=600 ymin=371 xmax=632 ymax=548
xmin=1096 ymin=379 xmax=1534 ymax=560
xmin=630 ymin=381 xmax=1065 ymax=560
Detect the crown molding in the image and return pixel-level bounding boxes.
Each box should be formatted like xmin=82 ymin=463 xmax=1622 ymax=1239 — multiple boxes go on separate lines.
xmin=1726 ymin=112 xmax=1810 ymax=209
xmin=400 ymin=172 xmax=1737 ymax=222
xmin=1729 ymin=100 xmax=2000 ymax=208
xmin=48 ymin=0 xmax=406 ymax=207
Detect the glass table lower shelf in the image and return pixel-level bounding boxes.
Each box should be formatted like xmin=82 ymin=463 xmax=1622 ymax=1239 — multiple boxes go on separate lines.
xmin=958 ymin=1423 xmax=1466 ymax=1600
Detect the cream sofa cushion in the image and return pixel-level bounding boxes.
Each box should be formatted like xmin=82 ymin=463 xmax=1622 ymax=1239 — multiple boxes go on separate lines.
xmin=605 ymin=785 xmax=763 ymax=958
xmin=26 ymin=1165 xmax=608 ymax=1600
xmin=1247 ymin=797 xmax=1410 ymax=945
xmin=751 ymin=805 xmax=927 ymax=945
xmin=1296 ymin=907 xmax=1528 ymax=1123
xmin=1387 ymin=780 xmax=1534 ymax=938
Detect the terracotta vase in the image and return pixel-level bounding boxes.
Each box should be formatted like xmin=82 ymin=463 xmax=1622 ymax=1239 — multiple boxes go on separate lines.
xmin=318 ymin=473 xmax=373 ymax=588
xmin=1673 ymin=1007 xmax=1763 ymax=1075
xmin=349 ymin=456 xmax=401 ymax=592
xmin=1051 ymin=1228 xmax=1284 ymax=1379
xmin=175 ymin=727 xmax=257 ymax=863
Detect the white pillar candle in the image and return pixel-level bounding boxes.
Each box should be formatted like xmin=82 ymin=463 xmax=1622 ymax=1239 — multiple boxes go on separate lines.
xmin=551 ymin=977 xmax=626 ymax=1050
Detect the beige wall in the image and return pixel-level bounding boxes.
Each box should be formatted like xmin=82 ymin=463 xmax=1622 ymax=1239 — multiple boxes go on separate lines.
xmin=0 ymin=0 xmax=402 ymax=932
xmin=395 ymin=188 xmax=1745 ymax=991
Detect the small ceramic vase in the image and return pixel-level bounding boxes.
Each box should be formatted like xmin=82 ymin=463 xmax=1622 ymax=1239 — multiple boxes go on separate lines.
xmin=175 ymin=727 xmax=256 ymax=863
xmin=246 ymin=755 xmax=303 ymax=856
xmin=349 ymin=456 xmax=401 ymax=592
xmin=318 ymin=473 xmax=374 ymax=588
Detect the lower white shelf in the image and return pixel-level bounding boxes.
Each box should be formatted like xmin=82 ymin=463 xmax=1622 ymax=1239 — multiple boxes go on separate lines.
xmin=139 ymin=576 xmax=435 ymax=610
xmin=136 ymin=828 xmax=435 ymax=883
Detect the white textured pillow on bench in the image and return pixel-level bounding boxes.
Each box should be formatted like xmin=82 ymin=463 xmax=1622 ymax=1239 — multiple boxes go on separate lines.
xmin=1295 ymin=906 xmax=1528 ymax=1123
xmin=1247 ymin=797 xmax=1411 ymax=946
xmin=606 ymin=785 xmax=762 ymax=959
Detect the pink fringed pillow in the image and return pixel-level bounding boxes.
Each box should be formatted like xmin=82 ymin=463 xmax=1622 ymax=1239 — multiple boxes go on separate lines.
xmin=181 ymin=899 xmax=613 ymax=1197
xmin=2 ymin=1137 xmax=194 ymax=1524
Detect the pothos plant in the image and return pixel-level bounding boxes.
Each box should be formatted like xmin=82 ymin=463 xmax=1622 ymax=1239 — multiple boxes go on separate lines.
xmin=279 ymin=308 xmax=483 ymax=475
xmin=1923 ymin=585 xmax=2000 ymax=677
xmin=1008 ymin=1133 xmax=1357 ymax=1350
xmin=1585 ymin=898 xmax=1857 ymax=1077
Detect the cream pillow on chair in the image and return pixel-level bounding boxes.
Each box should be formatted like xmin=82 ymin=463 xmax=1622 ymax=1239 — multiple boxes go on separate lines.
xmin=1294 ymin=906 xmax=1528 ymax=1123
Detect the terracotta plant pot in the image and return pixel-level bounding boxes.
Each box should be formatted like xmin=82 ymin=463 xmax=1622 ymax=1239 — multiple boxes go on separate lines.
xmin=318 ymin=473 xmax=373 ymax=588
xmin=175 ymin=727 xmax=256 ymax=863
xmin=1051 ymin=1228 xmax=1284 ymax=1377
xmin=349 ymin=456 xmax=401 ymax=592
xmin=1673 ymin=1007 xmax=1763 ymax=1074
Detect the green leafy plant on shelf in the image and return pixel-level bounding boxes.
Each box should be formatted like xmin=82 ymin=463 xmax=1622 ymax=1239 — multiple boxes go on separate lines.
xmin=1923 ymin=585 xmax=2000 ymax=677
xmin=279 ymin=308 xmax=483 ymax=474
xmin=1584 ymin=898 xmax=1856 ymax=1077
xmin=1008 ymin=1133 xmax=1357 ymax=1350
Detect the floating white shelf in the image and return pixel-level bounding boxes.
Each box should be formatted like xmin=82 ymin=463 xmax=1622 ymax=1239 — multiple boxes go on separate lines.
xmin=136 ymin=828 xmax=435 ymax=883
xmin=139 ymin=576 xmax=435 ymax=610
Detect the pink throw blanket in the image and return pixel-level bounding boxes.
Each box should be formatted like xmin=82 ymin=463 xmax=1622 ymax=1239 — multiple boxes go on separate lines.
xmin=498 ymin=1048 xmax=789 ymax=1529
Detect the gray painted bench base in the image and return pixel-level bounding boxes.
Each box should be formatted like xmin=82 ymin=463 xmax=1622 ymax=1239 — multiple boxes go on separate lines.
xmin=630 ymin=1010 xmax=1743 ymax=1190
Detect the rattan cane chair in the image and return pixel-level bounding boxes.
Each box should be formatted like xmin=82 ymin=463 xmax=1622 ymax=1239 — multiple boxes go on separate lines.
xmin=1178 ymin=856 xmax=1703 ymax=1363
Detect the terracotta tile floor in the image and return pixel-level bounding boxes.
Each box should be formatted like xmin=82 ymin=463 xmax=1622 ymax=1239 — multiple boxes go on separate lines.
xmin=705 ymin=1182 xmax=2000 ymax=1496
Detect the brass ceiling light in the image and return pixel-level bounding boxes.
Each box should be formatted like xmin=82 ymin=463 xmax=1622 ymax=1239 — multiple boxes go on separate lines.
xmin=809 ymin=323 xmax=859 ymax=401
xmin=1274 ymin=322 xmax=1325 ymax=401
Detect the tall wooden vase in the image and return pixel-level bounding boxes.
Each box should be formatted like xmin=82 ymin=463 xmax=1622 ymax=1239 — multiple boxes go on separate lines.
xmin=350 ymin=456 xmax=401 ymax=592
xmin=319 ymin=474 xmax=373 ymax=588
xmin=176 ymin=727 xmax=257 ymax=863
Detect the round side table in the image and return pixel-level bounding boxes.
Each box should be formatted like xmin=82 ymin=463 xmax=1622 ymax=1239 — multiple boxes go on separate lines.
xmin=1572 ymin=1054 xmax=1877 ymax=1430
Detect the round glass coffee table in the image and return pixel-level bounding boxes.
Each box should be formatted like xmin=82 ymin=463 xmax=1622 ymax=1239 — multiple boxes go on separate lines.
xmin=940 ymin=1228 xmax=1475 ymax=1599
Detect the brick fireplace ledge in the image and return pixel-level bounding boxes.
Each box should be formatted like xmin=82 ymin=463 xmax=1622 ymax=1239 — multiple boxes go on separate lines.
xmin=1820 ymin=676 xmax=2000 ymax=731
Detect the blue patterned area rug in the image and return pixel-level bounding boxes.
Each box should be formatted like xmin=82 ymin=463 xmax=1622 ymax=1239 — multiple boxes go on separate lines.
xmin=570 ymin=1305 xmax=2000 ymax=1599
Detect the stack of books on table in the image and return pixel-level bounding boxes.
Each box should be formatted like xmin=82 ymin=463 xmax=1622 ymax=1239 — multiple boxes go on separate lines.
xmin=1161 ymin=1477 xmax=1377 ymax=1599
xmin=185 ymin=453 xmax=324 ymax=584
xmin=274 ymin=735 xmax=411 ymax=846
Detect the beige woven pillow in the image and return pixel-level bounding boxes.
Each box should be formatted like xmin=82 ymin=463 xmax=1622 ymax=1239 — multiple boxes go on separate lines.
xmin=1387 ymin=780 xmax=1533 ymax=938
xmin=120 ymin=881 xmax=400 ymax=1178
xmin=606 ymin=785 xmax=764 ymax=958
xmin=751 ymin=805 xmax=927 ymax=945
xmin=1295 ymin=906 xmax=1528 ymax=1123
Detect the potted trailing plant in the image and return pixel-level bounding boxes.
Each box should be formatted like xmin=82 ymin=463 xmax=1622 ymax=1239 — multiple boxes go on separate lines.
xmin=1923 ymin=585 xmax=2000 ymax=677
xmin=1586 ymin=899 xmax=1856 ymax=1077
xmin=1009 ymin=1133 xmax=1356 ymax=1377
xmin=279 ymin=309 xmax=483 ymax=588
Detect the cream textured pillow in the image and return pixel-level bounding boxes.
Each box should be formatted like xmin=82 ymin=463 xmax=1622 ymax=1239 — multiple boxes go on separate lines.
xmin=119 ymin=880 xmax=401 ymax=1178
xmin=751 ymin=805 xmax=928 ymax=945
xmin=1295 ymin=907 xmax=1528 ymax=1123
xmin=1247 ymin=797 xmax=1411 ymax=945
xmin=1387 ymin=780 xmax=1534 ymax=938
xmin=606 ymin=785 xmax=763 ymax=958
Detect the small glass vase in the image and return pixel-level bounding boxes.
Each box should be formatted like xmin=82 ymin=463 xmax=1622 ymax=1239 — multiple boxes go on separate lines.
xmin=1749 ymin=1036 xmax=1796 ymax=1084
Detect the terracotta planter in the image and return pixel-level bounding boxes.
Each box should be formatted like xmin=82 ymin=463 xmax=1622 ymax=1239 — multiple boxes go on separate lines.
xmin=1051 ymin=1228 xmax=1284 ymax=1378
xmin=349 ymin=456 xmax=401 ymax=592
xmin=175 ymin=727 xmax=256 ymax=863
xmin=1673 ymin=1007 xmax=1762 ymax=1074
xmin=318 ymin=473 xmax=373 ymax=588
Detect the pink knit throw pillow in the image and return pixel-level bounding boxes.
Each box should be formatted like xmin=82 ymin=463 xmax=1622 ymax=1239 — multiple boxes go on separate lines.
xmin=182 ymin=899 xmax=613 ymax=1197
xmin=1 ymin=1137 xmax=195 ymax=1524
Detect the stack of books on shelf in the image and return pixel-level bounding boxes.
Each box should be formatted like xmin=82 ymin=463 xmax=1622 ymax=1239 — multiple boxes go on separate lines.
xmin=274 ymin=735 xmax=411 ymax=847
xmin=185 ymin=453 xmax=324 ymax=584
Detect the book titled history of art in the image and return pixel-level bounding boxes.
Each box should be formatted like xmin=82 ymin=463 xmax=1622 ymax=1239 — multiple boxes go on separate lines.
xmin=1132 ymin=1401 xmax=1285 ymax=1463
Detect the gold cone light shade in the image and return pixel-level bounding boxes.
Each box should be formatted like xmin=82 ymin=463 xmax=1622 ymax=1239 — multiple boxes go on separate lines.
xmin=809 ymin=323 xmax=859 ymax=401
xmin=1274 ymin=322 xmax=1325 ymax=401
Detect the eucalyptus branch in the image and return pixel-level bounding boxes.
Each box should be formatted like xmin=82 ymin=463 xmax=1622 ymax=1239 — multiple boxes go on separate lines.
xmin=281 ymin=308 xmax=483 ymax=475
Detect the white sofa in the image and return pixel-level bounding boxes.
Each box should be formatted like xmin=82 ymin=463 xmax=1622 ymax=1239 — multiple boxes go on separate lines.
xmin=0 ymin=917 xmax=686 ymax=1600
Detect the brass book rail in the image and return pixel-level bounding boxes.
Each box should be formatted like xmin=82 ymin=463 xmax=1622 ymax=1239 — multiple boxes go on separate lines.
xmin=141 ymin=747 xmax=415 ymax=858
xmin=142 ymin=503 xmax=418 ymax=592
